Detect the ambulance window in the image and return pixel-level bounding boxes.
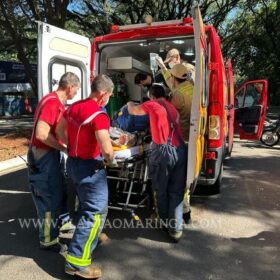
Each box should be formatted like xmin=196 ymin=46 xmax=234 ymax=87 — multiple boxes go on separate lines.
xmin=235 ymin=88 xmax=245 ymax=108
xmin=50 ymin=62 xmax=83 ymax=105
xmin=244 ymin=83 xmax=262 ymax=107
xmin=203 ymin=44 xmax=211 ymax=108
xmin=202 ymin=58 xmax=207 ymax=107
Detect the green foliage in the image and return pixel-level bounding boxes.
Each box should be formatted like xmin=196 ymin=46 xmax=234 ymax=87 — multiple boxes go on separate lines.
xmin=0 ymin=0 xmax=72 ymax=95
xmin=0 ymin=0 xmax=279 ymax=105
xmin=223 ymin=0 xmax=280 ymax=105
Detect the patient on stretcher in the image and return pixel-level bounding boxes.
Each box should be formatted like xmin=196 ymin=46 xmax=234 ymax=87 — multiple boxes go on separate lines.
xmin=109 ymin=105 xmax=151 ymax=161
xmin=109 ymin=126 xmax=151 ymax=159
xmin=109 ymin=127 xmax=137 ymax=148
xmin=111 ymin=104 xmax=149 ymax=133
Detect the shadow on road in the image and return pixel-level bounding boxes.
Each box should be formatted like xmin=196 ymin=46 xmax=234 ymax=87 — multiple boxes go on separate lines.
xmin=0 ymin=169 xmax=71 ymax=279
xmin=231 ymin=231 xmax=280 ymax=247
xmin=0 ymin=148 xmax=279 ymax=280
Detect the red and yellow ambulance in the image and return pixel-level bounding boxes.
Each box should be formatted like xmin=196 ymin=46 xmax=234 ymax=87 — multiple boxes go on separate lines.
xmin=37 ymin=6 xmax=267 ymax=193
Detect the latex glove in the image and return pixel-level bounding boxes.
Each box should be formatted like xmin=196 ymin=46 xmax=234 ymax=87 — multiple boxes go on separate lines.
xmin=61 ymin=144 xmax=68 ymax=155
xmin=155 ymin=55 xmax=166 ymax=69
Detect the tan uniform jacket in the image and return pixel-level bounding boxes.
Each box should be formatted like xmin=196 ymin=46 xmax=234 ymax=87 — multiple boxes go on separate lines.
xmin=162 ymin=69 xmax=194 ymax=142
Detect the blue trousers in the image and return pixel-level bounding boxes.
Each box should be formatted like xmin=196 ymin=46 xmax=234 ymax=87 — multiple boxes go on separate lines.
xmin=27 ymin=148 xmax=68 ymax=246
xmin=149 ymin=142 xmax=187 ymax=233
xmin=65 ymin=157 xmax=108 ymax=269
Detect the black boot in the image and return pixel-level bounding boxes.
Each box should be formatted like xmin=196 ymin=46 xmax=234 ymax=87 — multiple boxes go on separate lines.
xmin=183 ymin=210 xmax=191 ymax=224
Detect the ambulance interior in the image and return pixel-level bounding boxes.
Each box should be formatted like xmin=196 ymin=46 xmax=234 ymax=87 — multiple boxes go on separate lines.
xmin=96 ymin=36 xmax=195 ymax=118
xmin=95 ymin=37 xmax=195 ymax=216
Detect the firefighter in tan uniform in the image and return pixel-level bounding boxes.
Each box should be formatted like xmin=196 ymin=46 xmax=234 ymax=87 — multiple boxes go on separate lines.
xmin=156 ymin=55 xmax=195 ymax=224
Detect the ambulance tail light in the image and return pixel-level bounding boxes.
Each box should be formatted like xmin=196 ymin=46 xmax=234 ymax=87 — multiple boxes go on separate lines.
xmin=207 ymin=168 xmax=214 ymax=174
xmin=205 ymin=151 xmax=216 ymax=160
xmin=209 ymin=115 xmax=220 ymax=140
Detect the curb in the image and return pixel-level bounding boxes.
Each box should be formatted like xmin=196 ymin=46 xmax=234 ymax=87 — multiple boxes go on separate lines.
xmin=0 ymin=115 xmax=34 ymax=120
xmin=0 ymin=155 xmax=27 ymax=176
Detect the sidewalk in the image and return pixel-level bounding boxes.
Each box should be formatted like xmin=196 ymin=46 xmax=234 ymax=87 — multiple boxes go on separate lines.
xmin=0 ymin=114 xmax=33 ymax=120
xmin=0 ymin=115 xmax=32 ymax=175
xmin=0 ymin=155 xmax=27 ymax=176
xmin=1 ymin=107 xmax=279 ymax=176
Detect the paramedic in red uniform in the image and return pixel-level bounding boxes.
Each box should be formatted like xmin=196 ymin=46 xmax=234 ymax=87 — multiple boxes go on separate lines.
xmin=27 ymin=72 xmax=80 ymax=253
xmin=127 ymin=84 xmax=187 ymax=242
xmin=56 ymin=74 xmax=114 ymax=279
xmin=156 ymin=57 xmax=195 ymax=224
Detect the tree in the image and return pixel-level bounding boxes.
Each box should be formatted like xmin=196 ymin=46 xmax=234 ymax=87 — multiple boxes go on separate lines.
xmin=0 ymin=0 xmax=242 ymax=97
xmin=3 ymin=0 xmax=279 ymax=105
xmin=68 ymin=0 xmax=242 ymax=32
xmin=0 ymin=0 xmax=71 ymax=95
xmin=223 ymin=0 xmax=280 ymax=105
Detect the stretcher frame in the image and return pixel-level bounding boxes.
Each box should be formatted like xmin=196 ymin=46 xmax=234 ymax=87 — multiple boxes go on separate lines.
xmin=107 ymin=152 xmax=150 ymax=220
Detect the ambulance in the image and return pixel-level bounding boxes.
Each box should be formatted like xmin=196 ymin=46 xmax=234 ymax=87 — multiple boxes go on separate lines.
xmin=37 ymin=5 xmax=267 ymax=193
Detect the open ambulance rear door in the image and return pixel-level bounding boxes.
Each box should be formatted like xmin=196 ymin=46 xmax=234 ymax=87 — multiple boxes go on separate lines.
xmin=225 ymin=59 xmax=235 ymax=156
xmin=187 ymin=5 xmax=208 ymax=193
xmin=234 ymin=80 xmax=268 ymax=140
xmin=37 ymin=22 xmax=91 ymax=104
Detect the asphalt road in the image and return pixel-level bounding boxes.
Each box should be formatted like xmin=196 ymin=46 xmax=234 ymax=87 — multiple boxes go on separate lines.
xmin=0 ymin=139 xmax=279 ymax=280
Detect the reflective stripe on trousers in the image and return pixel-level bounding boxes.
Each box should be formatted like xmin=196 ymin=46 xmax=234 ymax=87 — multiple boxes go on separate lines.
xmin=65 ymin=157 xmax=108 ymax=269
xmin=183 ymin=142 xmax=190 ymax=214
xmin=27 ymin=147 xmax=68 ymax=245
xmin=66 ymin=214 xmax=101 ymax=266
xmin=149 ymin=142 xmax=187 ymax=232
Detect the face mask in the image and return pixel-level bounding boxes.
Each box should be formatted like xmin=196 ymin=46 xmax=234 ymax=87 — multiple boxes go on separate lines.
xmin=97 ymin=95 xmax=110 ymax=107
xmin=168 ymin=62 xmax=176 ymax=69
xmin=101 ymin=97 xmax=110 ymax=107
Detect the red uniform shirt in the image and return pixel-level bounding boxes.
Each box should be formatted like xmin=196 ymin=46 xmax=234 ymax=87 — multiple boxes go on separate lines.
xmin=64 ymin=98 xmax=110 ymax=159
xmin=155 ymin=98 xmax=184 ymax=147
xmin=31 ymin=92 xmax=65 ymax=149
xmin=141 ymin=99 xmax=182 ymax=147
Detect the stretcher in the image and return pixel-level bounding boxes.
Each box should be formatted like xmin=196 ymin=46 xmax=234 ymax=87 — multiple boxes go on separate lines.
xmin=107 ymin=141 xmax=152 ymax=220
